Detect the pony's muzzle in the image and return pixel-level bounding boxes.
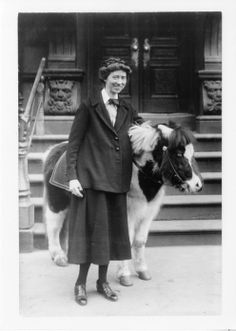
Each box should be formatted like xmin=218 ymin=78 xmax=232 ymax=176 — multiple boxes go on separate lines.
xmin=185 ymin=176 xmax=203 ymax=193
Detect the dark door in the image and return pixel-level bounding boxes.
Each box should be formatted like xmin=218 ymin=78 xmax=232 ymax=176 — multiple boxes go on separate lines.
xmin=88 ymin=13 xmax=194 ymax=114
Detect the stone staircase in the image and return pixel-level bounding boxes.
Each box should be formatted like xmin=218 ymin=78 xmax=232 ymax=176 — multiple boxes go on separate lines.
xmin=28 ymin=115 xmax=222 ymax=248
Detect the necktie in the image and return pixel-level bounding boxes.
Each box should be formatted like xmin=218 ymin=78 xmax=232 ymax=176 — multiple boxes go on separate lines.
xmin=108 ymin=98 xmax=119 ymax=107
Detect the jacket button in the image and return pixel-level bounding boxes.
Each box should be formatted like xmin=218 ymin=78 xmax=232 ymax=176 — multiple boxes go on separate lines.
xmin=116 ymin=147 xmax=120 ymax=151
xmin=114 ymin=136 xmax=119 ymax=141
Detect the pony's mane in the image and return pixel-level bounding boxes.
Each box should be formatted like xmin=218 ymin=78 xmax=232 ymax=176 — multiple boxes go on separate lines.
xmin=128 ymin=121 xmax=160 ymax=154
xmin=168 ymin=127 xmax=194 ymax=151
xmin=128 ymin=121 xmax=195 ymax=155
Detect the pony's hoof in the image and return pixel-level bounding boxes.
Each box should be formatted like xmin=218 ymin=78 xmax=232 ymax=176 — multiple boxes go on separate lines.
xmin=119 ymin=275 xmax=133 ymax=287
xmin=54 ymin=255 xmax=68 ymax=267
xmin=137 ymin=270 xmax=152 ymax=281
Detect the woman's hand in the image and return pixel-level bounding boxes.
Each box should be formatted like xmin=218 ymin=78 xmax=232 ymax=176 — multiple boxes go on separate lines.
xmin=69 ymin=179 xmax=83 ymax=198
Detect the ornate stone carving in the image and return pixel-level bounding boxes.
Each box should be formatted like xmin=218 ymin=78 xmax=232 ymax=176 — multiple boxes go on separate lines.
xmin=203 ymin=80 xmax=222 ymax=115
xmin=45 ymin=80 xmax=76 ymax=114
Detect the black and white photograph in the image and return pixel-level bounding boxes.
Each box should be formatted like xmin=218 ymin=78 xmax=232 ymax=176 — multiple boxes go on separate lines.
xmin=1 ymin=0 xmax=236 ymax=330
xmin=17 ymin=10 xmax=222 ymax=316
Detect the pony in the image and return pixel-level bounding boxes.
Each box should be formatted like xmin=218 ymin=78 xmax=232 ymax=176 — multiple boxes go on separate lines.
xmin=43 ymin=121 xmax=203 ymax=286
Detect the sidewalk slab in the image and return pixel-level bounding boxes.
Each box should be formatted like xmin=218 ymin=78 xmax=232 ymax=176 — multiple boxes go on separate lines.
xmin=19 ymin=245 xmax=221 ymax=316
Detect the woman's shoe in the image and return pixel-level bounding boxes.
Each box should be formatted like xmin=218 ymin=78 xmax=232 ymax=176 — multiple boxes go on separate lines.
xmin=74 ymin=284 xmax=87 ymax=306
xmin=96 ymin=280 xmax=118 ymax=301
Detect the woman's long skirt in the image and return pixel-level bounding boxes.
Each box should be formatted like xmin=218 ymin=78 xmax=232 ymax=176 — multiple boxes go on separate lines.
xmin=67 ymin=189 xmax=131 ymax=265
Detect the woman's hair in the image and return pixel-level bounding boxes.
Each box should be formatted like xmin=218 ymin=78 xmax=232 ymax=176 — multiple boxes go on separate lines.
xmin=98 ymin=57 xmax=132 ymax=82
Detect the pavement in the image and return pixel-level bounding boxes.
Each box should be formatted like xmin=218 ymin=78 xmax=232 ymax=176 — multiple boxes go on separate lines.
xmin=19 ymin=244 xmax=221 ymax=317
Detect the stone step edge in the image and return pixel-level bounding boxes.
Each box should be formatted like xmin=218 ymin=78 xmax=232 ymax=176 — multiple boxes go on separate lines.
xmin=43 ymin=113 xmax=195 ymax=120
xmin=150 ymin=219 xmax=221 ymax=233
xmin=32 ymin=218 xmax=222 ymax=236
xmin=29 ymin=172 xmax=222 ymax=183
xmin=196 ymin=115 xmax=222 ymax=120
xmin=43 ymin=114 xmax=221 ymax=121
xmin=31 ymin=195 xmax=222 ymax=207
xmin=27 ymin=151 xmax=222 ymax=161
xmin=32 ymin=133 xmax=222 ymax=141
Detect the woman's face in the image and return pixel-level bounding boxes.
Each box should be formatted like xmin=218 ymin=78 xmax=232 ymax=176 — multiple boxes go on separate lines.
xmin=104 ymin=70 xmax=127 ymax=96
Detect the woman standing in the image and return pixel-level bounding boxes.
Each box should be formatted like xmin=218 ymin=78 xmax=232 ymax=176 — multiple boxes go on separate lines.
xmin=66 ymin=57 xmax=142 ymax=306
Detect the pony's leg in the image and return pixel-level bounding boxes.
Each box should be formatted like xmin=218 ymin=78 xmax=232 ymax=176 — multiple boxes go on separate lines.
xmin=117 ymin=260 xmax=133 ymax=286
xmin=117 ymin=213 xmax=136 ymax=286
xmin=133 ymin=188 xmax=165 ymax=280
xmin=132 ymin=216 xmax=153 ymax=280
xmin=45 ymin=205 xmax=68 ymax=267
xmin=60 ymin=217 xmax=69 ymax=257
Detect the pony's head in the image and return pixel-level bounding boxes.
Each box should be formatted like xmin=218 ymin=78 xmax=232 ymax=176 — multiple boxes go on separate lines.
xmin=128 ymin=121 xmax=203 ymax=193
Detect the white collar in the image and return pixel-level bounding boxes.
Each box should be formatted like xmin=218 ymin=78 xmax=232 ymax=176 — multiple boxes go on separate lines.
xmin=101 ymin=88 xmax=118 ymax=104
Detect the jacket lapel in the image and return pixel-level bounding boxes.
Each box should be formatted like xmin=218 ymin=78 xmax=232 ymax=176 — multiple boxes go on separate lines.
xmin=91 ymin=92 xmax=117 ymax=133
xmin=114 ymin=100 xmax=128 ymax=132
xmin=91 ymin=92 xmax=129 ymax=133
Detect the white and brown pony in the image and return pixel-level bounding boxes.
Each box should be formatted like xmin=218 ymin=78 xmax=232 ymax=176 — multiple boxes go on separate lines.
xmin=43 ymin=122 xmax=203 ymax=286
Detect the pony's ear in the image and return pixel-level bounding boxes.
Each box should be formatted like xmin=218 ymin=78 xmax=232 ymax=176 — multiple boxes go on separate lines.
xmin=128 ymin=121 xmax=160 ymax=154
xmin=168 ymin=120 xmax=179 ymax=129
xmin=157 ymin=124 xmax=173 ymax=139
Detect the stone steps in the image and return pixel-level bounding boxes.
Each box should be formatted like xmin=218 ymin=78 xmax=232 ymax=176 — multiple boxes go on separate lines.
xmin=193 ymin=151 xmax=221 ymax=172
xmin=31 ymin=195 xmax=221 ymax=224
xmin=150 ymin=218 xmax=221 ymax=233
xmin=27 ymin=150 xmax=222 ymax=174
xmin=29 ymin=132 xmax=222 ymax=152
xmin=32 ymin=219 xmax=222 ymax=250
xmin=193 ymin=133 xmax=222 ymax=152
xmin=28 ymin=172 xmax=222 ymax=197
xmin=33 ymin=218 xmax=221 ymax=235
xmin=42 ymin=113 xmax=197 ymax=135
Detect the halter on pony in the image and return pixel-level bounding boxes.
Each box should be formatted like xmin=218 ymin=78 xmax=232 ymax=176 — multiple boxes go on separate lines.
xmin=132 ymin=145 xmax=185 ymax=188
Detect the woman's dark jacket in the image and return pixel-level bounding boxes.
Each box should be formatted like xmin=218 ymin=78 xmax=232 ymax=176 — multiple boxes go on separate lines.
xmin=66 ymin=92 xmax=142 ymax=193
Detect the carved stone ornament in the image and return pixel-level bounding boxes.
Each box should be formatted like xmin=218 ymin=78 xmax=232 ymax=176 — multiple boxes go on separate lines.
xmin=45 ymin=80 xmax=76 ymax=114
xmin=203 ymin=80 xmax=222 ymax=115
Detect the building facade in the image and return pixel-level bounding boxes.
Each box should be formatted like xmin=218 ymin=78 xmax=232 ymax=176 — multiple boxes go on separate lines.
xmin=19 ymin=12 xmax=222 ymax=129
xmin=18 ymin=12 xmax=222 ymax=251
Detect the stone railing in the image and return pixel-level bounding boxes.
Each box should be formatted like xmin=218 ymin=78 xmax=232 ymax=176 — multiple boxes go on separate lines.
xmin=18 ymin=57 xmax=46 ymax=252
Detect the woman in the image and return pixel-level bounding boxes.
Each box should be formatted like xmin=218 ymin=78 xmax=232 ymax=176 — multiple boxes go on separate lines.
xmin=66 ymin=57 xmax=142 ymax=306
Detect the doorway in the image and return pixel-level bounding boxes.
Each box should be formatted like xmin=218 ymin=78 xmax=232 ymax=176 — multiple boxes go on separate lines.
xmin=86 ymin=12 xmax=195 ymax=114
